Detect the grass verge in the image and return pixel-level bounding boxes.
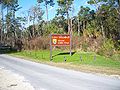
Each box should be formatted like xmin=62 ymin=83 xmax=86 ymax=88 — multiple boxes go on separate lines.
xmin=9 ymin=50 xmax=120 ymax=75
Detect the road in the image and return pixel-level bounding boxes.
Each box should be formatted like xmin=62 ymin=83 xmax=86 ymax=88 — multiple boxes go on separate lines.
xmin=0 ymin=54 xmax=120 ymax=90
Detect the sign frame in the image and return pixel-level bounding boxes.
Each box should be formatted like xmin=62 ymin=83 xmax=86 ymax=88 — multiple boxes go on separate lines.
xmin=50 ymin=34 xmax=72 ymax=61
xmin=51 ymin=34 xmax=70 ymax=46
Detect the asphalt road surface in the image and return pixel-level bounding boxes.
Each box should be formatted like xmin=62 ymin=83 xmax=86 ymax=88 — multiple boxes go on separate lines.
xmin=0 ymin=54 xmax=120 ymax=90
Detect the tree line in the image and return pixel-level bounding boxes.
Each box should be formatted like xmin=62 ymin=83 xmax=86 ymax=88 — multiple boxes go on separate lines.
xmin=0 ymin=0 xmax=120 ymax=54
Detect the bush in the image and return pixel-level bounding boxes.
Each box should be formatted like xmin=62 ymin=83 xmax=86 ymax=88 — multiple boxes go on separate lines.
xmin=43 ymin=23 xmax=64 ymax=35
xmin=97 ymin=39 xmax=115 ymax=57
xmin=111 ymin=54 xmax=120 ymax=61
xmin=23 ymin=37 xmax=49 ymax=50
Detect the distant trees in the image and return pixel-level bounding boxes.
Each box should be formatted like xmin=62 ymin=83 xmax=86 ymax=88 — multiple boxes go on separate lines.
xmin=0 ymin=0 xmax=21 ymax=46
xmin=87 ymin=0 xmax=120 ymax=39
xmin=0 ymin=0 xmax=120 ymax=52
xmin=37 ymin=0 xmax=54 ymax=22
xmin=57 ymin=0 xmax=74 ymax=33
xmin=29 ymin=5 xmax=44 ymax=37
xmin=78 ymin=6 xmax=90 ymax=32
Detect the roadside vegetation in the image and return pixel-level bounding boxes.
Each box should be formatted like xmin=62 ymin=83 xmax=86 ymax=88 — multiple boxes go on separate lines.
xmin=10 ymin=50 xmax=120 ymax=75
xmin=0 ymin=0 xmax=120 ymax=75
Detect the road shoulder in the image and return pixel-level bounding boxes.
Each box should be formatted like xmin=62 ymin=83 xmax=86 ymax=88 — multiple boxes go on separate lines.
xmin=0 ymin=67 xmax=35 ymax=90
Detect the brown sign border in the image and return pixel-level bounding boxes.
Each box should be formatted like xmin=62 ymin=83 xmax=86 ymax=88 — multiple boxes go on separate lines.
xmin=50 ymin=34 xmax=72 ymax=61
xmin=51 ymin=34 xmax=70 ymax=46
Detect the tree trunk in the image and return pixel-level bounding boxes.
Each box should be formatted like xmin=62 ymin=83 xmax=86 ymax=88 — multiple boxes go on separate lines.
xmin=70 ymin=18 xmax=73 ymax=34
xmin=46 ymin=4 xmax=48 ymax=22
xmin=0 ymin=4 xmax=3 ymax=43
xmin=66 ymin=0 xmax=70 ymax=34
xmin=78 ymin=18 xmax=80 ymax=36
xmin=6 ymin=6 xmax=8 ymax=39
xmin=84 ymin=21 xmax=87 ymax=29
xmin=28 ymin=10 xmax=32 ymax=39
xmin=13 ymin=9 xmax=18 ymax=46
xmin=101 ymin=23 xmax=105 ymax=38
xmin=33 ymin=12 xmax=35 ymax=37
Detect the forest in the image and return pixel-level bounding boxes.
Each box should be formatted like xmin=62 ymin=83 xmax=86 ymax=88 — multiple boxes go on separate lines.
xmin=0 ymin=0 xmax=120 ymax=58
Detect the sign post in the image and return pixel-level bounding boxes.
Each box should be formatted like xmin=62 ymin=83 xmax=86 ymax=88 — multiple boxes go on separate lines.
xmin=70 ymin=34 xmax=72 ymax=56
xmin=50 ymin=34 xmax=52 ymax=61
xmin=50 ymin=34 xmax=72 ymax=61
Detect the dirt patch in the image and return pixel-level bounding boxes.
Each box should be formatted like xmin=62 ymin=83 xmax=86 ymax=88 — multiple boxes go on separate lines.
xmin=47 ymin=62 xmax=120 ymax=78
xmin=0 ymin=67 xmax=35 ymax=90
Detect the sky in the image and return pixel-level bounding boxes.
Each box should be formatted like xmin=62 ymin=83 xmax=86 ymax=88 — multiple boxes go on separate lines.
xmin=17 ymin=0 xmax=96 ymax=21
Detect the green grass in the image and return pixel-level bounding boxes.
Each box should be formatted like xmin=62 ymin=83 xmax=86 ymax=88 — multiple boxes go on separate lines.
xmin=10 ymin=50 xmax=120 ymax=69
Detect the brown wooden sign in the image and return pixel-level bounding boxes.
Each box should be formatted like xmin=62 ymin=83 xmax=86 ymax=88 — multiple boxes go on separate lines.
xmin=50 ymin=34 xmax=72 ymax=61
xmin=51 ymin=34 xmax=70 ymax=46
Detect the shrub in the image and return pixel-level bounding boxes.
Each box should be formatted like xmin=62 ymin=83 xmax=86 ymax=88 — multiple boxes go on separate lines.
xmin=23 ymin=37 xmax=49 ymax=50
xmin=97 ymin=39 xmax=115 ymax=57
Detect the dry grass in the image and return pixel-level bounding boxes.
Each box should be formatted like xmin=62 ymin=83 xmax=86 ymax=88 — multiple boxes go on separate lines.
xmin=47 ymin=62 xmax=120 ymax=76
xmin=23 ymin=37 xmax=50 ymax=50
